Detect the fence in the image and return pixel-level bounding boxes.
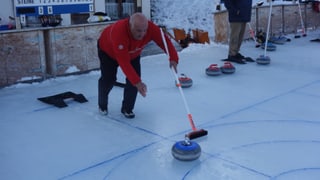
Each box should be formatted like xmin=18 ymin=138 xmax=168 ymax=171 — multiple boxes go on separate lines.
xmin=214 ymin=3 xmax=320 ymax=43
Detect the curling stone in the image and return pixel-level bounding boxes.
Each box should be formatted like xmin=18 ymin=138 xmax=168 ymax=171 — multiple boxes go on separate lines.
xmin=176 ymin=74 xmax=193 ymax=88
xmin=269 ymin=36 xmax=287 ymax=45
xmin=220 ymin=62 xmax=236 ymax=74
xmin=206 ymin=64 xmax=221 ymax=76
xmin=172 ymin=139 xmax=201 ymax=161
xmin=294 ymin=33 xmax=307 ymax=38
xmin=261 ymin=42 xmax=277 ymax=51
xmin=256 ymin=55 xmax=271 ymax=65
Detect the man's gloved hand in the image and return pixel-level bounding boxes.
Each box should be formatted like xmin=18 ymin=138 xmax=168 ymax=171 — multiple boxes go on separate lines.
xmin=135 ymin=81 xmax=147 ymax=97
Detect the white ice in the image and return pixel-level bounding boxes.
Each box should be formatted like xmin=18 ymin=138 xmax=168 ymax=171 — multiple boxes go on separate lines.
xmin=1 ymin=30 xmax=320 ymax=179
xmin=2 ymin=0 xmax=320 ymax=179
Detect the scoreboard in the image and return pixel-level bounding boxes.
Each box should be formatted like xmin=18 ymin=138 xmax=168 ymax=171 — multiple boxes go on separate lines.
xmin=15 ymin=0 xmax=94 ymax=16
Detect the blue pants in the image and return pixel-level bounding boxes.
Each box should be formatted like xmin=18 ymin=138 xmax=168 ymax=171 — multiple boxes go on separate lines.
xmin=97 ymin=43 xmax=141 ymax=112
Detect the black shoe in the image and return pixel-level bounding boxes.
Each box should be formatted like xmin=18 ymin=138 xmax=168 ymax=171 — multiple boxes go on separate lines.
xmin=236 ymin=53 xmax=255 ymax=62
xmin=225 ymin=55 xmax=246 ymax=64
xmin=235 ymin=53 xmax=245 ymax=59
xmin=244 ymin=57 xmax=255 ymax=62
xmin=121 ymin=109 xmax=135 ymax=119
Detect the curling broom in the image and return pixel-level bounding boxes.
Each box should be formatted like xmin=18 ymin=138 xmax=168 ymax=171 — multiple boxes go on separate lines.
xmin=160 ymin=28 xmax=208 ymax=140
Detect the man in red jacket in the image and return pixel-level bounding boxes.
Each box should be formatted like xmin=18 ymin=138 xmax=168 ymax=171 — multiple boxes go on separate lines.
xmin=97 ymin=13 xmax=179 ymax=118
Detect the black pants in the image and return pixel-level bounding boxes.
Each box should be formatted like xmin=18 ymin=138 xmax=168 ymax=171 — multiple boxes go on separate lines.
xmin=97 ymin=43 xmax=141 ymax=112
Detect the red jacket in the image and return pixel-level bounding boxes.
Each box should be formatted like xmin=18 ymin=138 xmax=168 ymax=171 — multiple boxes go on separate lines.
xmin=98 ymin=18 xmax=179 ymax=85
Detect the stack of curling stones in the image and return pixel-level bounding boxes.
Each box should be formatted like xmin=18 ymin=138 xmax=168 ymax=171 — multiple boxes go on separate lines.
xmin=171 ymin=139 xmax=201 ymax=161
xmin=176 ymin=73 xmax=193 ymax=88
xmin=206 ymin=62 xmax=236 ymax=76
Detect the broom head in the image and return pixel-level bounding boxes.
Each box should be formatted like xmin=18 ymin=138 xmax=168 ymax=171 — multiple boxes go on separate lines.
xmin=186 ymin=129 xmax=208 ymax=140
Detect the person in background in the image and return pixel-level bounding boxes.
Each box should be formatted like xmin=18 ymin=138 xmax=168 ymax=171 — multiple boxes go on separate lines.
xmin=97 ymin=12 xmax=179 ymax=118
xmin=224 ymin=0 xmax=254 ymax=64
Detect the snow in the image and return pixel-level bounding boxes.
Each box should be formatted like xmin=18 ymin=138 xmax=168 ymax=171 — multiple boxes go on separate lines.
xmin=65 ymin=66 xmax=81 ymax=74
xmin=151 ymin=0 xmax=216 ymax=37
xmin=1 ymin=1 xmax=320 ymax=180
xmin=151 ymin=0 xmax=295 ymax=38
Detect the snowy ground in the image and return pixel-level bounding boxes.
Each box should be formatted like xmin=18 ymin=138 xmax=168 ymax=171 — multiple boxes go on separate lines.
xmin=151 ymin=0 xmax=296 ymax=38
xmin=1 ymin=29 xmax=320 ymax=179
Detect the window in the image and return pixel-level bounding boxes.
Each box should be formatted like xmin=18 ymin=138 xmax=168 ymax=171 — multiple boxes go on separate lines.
xmin=105 ymin=0 xmax=136 ymax=20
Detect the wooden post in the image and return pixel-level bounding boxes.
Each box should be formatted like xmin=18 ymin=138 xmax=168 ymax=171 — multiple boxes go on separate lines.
xmin=117 ymin=0 xmax=123 ymax=18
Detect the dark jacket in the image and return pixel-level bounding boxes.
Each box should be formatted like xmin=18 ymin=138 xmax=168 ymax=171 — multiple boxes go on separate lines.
xmin=224 ymin=0 xmax=252 ymax=22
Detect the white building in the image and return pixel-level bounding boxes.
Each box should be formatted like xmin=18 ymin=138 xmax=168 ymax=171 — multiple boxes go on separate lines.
xmin=0 ymin=0 xmax=151 ymax=28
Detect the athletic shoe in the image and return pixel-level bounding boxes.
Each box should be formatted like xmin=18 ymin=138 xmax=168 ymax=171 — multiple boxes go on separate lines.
xmin=99 ymin=107 xmax=108 ymax=115
xmin=121 ymin=109 xmax=135 ymax=119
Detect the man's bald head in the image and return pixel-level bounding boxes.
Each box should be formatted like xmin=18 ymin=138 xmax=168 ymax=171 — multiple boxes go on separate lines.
xmin=129 ymin=13 xmax=148 ymax=40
